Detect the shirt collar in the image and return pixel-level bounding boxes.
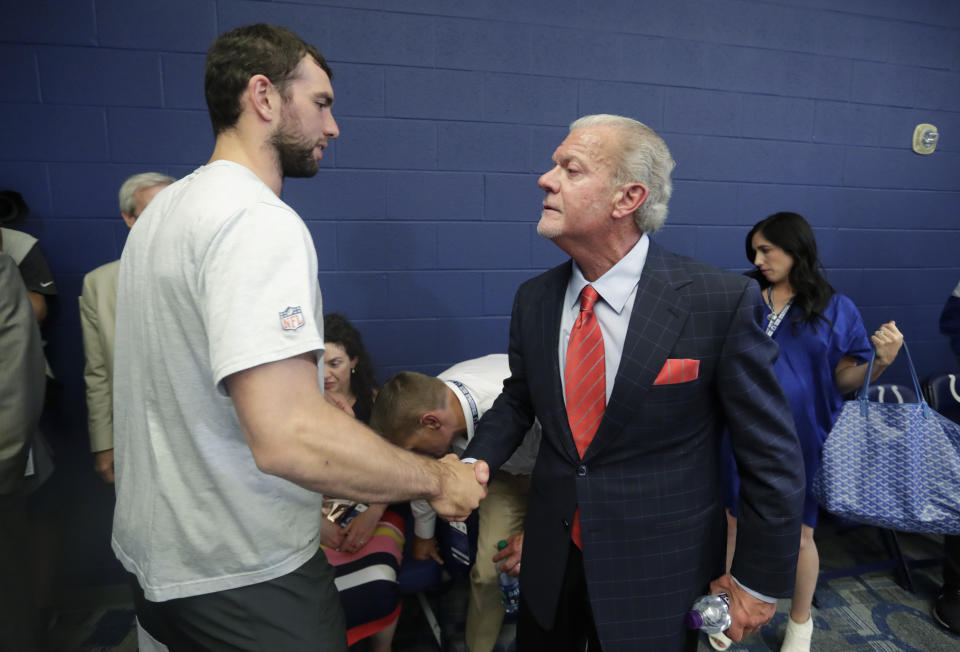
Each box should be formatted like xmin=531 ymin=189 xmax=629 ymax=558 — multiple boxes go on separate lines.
xmin=566 ymin=234 xmax=650 ymax=314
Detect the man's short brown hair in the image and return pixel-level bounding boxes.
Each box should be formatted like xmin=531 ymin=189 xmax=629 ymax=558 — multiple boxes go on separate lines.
xmin=369 ymin=372 xmax=448 ymax=446
xmin=205 ymin=23 xmax=333 ymax=136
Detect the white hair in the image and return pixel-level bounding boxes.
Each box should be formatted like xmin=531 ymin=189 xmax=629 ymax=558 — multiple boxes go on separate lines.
xmin=118 ymin=172 xmax=175 ymax=216
xmin=569 ymin=114 xmax=675 ymax=233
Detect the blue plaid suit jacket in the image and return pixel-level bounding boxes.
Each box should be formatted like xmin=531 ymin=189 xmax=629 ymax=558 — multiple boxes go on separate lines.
xmin=465 ymin=241 xmax=804 ymax=651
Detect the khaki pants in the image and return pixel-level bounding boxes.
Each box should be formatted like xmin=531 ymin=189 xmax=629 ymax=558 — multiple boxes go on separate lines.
xmin=465 ymin=471 xmax=530 ymax=652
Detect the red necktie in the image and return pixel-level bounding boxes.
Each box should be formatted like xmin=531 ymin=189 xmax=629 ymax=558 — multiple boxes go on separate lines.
xmin=565 ymin=285 xmax=605 ymax=548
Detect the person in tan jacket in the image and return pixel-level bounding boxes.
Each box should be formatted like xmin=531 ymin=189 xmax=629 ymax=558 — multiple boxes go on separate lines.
xmin=79 ymin=172 xmax=173 ymax=483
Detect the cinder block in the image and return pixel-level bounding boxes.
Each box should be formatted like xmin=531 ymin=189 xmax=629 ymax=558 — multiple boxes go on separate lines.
xmin=40 ymin=47 xmax=162 ymax=107
xmin=163 ymin=54 xmax=207 ymax=110
xmin=889 ymin=22 xmax=955 ymax=69
xmin=434 ymin=316 xmax=511 ymax=360
xmin=813 ymin=12 xmax=892 ymax=61
xmin=652 ymin=225 xmax=697 ymax=261
xmin=659 ymin=39 xmax=707 ymax=89
xmin=386 ymin=271 xmax=483 ymax=317
xmin=336 ymin=118 xmax=436 ymax=170
xmin=0 ymin=45 xmax=39 ymax=102
xmin=483 ymin=73 xmax=577 ymax=126
xmin=49 ymin=163 xmax=156 ymax=218
xmin=529 ymin=125 xmax=572 ymax=173
xmin=739 ymin=95 xmax=815 ymax=141
xmin=363 ymin=318 xmax=446 ymax=366
xmin=844 ymin=147 xmax=960 ymax=191
xmin=578 ymin=81 xmax=664 ymax=130
xmin=531 ymin=226 xmax=568 ymax=269
xmin=617 ymin=34 xmax=670 ymax=86
xmin=814 ymin=101 xmax=887 ymax=146
xmin=529 ymin=25 xmax=621 ymax=80
xmin=218 ymin=0 xmax=330 ymax=50
xmin=736 ymin=184 xmax=817 ymax=228
xmin=668 ymin=180 xmax=739 ymax=226
xmin=332 ymin=63 xmax=385 ymax=118
xmin=911 ymin=68 xmax=960 ymax=113
xmin=386 ymin=172 xmax=482 ymax=221
xmin=678 ymin=135 xmax=844 ymax=185
xmin=435 ymin=18 xmax=530 ymax=73
xmin=107 ymin=108 xmax=212 ymax=165
xmin=303 ymin=221 xmax=338 ymax=271
xmin=338 ymin=221 xmax=437 ymax=270
xmin=437 ymin=222 xmax=530 ymax=269
xmin=704 ymin=44 xmax=852 ymax=101
xmin=327 ymin=8 xmax=434 ymax=67
xmin=484 ymin=173 xmax=541 ymax=222
xmin=0 ymin=105 xmax=108 ymax=162
xmin=97 ymin=0 xmax=216 ymax=52
xmin=694 ymin=226 xmax=747 ymax=269
xmin=0 ymin=162 xmax=52 ymax=217
xmin=38 ymin=218 xmax=117 ymax=273
xmin=0 ymin=1 xmax=96 ymax=46
xmin=439 ymin=123 xmax=528 ymax=172
xmin=664 ymin=88 xmax=739 ymax=137
xmin=850 ymin=61 xmax=912 ymax=108
xmin=317 ymin=271 xmax=389 ymax=319
xmin=284 ymin=171 xmax=387 ymax=220
xmin=483 ymin=270 xmax=541 ymax=315
xmin=386 ymin=68 xmax=482 ymax=120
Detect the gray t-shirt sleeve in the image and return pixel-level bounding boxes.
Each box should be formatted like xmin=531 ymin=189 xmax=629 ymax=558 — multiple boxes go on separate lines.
xmin=200 ymin=202 xmax=324 ymax=395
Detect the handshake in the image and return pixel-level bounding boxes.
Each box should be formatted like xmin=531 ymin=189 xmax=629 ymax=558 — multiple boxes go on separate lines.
xmin=427 ymin=454 xmax=490 ymax=521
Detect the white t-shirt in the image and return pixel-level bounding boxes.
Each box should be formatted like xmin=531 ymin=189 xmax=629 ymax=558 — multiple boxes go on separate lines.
xmin=111 ymin=160 xmax=325 ymax=602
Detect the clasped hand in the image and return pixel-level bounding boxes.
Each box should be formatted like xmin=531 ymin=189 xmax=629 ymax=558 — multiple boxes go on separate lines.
xmin=428 ymin=454 xmax=488 ymax=521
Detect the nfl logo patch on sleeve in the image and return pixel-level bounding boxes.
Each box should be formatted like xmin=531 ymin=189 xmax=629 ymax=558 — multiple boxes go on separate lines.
xmin=279 ymin=306 xmax=305 ymax=331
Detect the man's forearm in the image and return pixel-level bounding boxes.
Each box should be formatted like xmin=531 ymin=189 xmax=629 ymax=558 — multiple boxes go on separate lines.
xmin=256 ymin=398 xmax=444 ymax=504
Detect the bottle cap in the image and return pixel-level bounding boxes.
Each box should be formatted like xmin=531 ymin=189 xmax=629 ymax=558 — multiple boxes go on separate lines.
xmin=497 ymin=540 xmax=508 ymax=551
xmin=684 ymin=610 xmax=704 ymax=629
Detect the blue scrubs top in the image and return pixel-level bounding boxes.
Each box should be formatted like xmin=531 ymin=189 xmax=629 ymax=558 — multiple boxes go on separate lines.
xmin=724 ymin=292 xmax=872 ymax=527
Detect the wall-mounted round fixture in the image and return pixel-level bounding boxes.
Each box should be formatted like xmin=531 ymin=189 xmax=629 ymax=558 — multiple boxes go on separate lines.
xmin=912 ymin=123 xmax=939 ymax=155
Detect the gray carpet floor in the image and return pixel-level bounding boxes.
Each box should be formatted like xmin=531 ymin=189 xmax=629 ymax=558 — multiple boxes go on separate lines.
xmin=39 ymin=525 xmax=960 ymax=651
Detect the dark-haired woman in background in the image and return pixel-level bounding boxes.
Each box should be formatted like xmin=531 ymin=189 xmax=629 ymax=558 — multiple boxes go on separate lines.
xmin=715 ymin=213 xmax=903 ymax=652
xmin=321 ymin=314 xmax=403 ymax=652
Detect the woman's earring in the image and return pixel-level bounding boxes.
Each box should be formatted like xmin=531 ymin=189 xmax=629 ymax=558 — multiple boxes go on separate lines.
xmin=351 ymin=367 xmax=356 ymax=374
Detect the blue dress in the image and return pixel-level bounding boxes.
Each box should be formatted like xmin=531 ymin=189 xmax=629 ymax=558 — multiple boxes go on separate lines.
xmin=723 ymin=292 xmax=872 ymax=527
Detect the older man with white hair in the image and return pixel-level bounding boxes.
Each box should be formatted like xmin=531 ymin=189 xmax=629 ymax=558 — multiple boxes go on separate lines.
xmin=79 ymin=172 xmax=174 ymax=483
xmin=463 ymin=114 xmax=805 ymax=651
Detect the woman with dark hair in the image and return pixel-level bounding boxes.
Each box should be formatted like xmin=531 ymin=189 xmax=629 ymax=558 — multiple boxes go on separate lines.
xmin=714 ymin=212 xmax=903 ymax=652
xmin=321 ymin=314 xmax=403 ymax=652
xmin=323 ymin=313 xmax=378 ymax=423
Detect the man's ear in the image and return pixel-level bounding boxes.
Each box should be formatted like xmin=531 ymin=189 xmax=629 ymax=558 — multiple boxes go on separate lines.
xmin=245 ymin=74 xmax=280 ymax=124
xmin=120 ymin=212 xmax=136 ymax=228
xmin=420 ymin=412 xmax=442 ymax=430
xmin=612 ymin=182 xmax=648 ymax=219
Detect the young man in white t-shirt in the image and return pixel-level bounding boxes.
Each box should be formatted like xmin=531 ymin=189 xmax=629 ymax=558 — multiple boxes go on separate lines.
xmin=111 ymin=24 xmax=488 ymax=651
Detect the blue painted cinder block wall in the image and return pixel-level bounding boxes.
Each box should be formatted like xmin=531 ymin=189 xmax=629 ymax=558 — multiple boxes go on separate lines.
xmin=2 ymin=1 xmax=959 ymax=583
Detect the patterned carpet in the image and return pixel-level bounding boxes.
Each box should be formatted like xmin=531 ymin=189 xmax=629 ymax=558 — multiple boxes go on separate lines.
xmin=40 ymin=526 xmax=959 ymax=651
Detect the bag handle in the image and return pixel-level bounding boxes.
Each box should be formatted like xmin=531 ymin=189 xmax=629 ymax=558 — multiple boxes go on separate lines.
xmin=856 ymin=340 xmax=930 ymax=418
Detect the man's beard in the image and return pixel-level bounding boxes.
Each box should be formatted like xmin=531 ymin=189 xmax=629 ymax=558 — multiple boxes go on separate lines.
xmin=271 ymin=117 xmax=320 ymax=179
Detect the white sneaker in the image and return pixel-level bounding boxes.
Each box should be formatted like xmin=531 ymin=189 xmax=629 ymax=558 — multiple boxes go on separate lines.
xmin=780 ymin=615 xmax=813 ymax=652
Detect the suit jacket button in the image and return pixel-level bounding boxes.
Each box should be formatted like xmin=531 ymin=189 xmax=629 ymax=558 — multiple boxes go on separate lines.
xmin=561 ymin=519 xmax=570 ymax=529
xmin=576 ymin=464 xmax=587 ymax=477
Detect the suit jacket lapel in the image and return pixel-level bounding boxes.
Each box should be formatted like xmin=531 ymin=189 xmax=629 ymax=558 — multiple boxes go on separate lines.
xmin=583 ymin=242 xmax=692 ymax=462
xmin=537 ymin=262 xmax=582 ymax=465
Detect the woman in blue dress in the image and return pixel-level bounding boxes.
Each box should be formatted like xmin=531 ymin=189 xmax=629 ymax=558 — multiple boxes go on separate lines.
xmin=713 ymin=212 xmax=903 ymax=652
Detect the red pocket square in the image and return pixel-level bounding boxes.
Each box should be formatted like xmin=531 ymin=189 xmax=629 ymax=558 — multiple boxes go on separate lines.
xmin=653 ymin=358 xmax=700 ymax=385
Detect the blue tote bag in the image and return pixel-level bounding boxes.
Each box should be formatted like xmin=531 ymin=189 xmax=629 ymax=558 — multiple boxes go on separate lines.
xmin=812 ymin=342 xmax=960 ymax=534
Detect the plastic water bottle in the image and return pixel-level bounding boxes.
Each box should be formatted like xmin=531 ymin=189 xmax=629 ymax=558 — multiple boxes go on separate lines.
xmin=497 ymin=539 xmax=520 ymax=614
xmin=684 ymin=593 xmax=731 ymax=634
